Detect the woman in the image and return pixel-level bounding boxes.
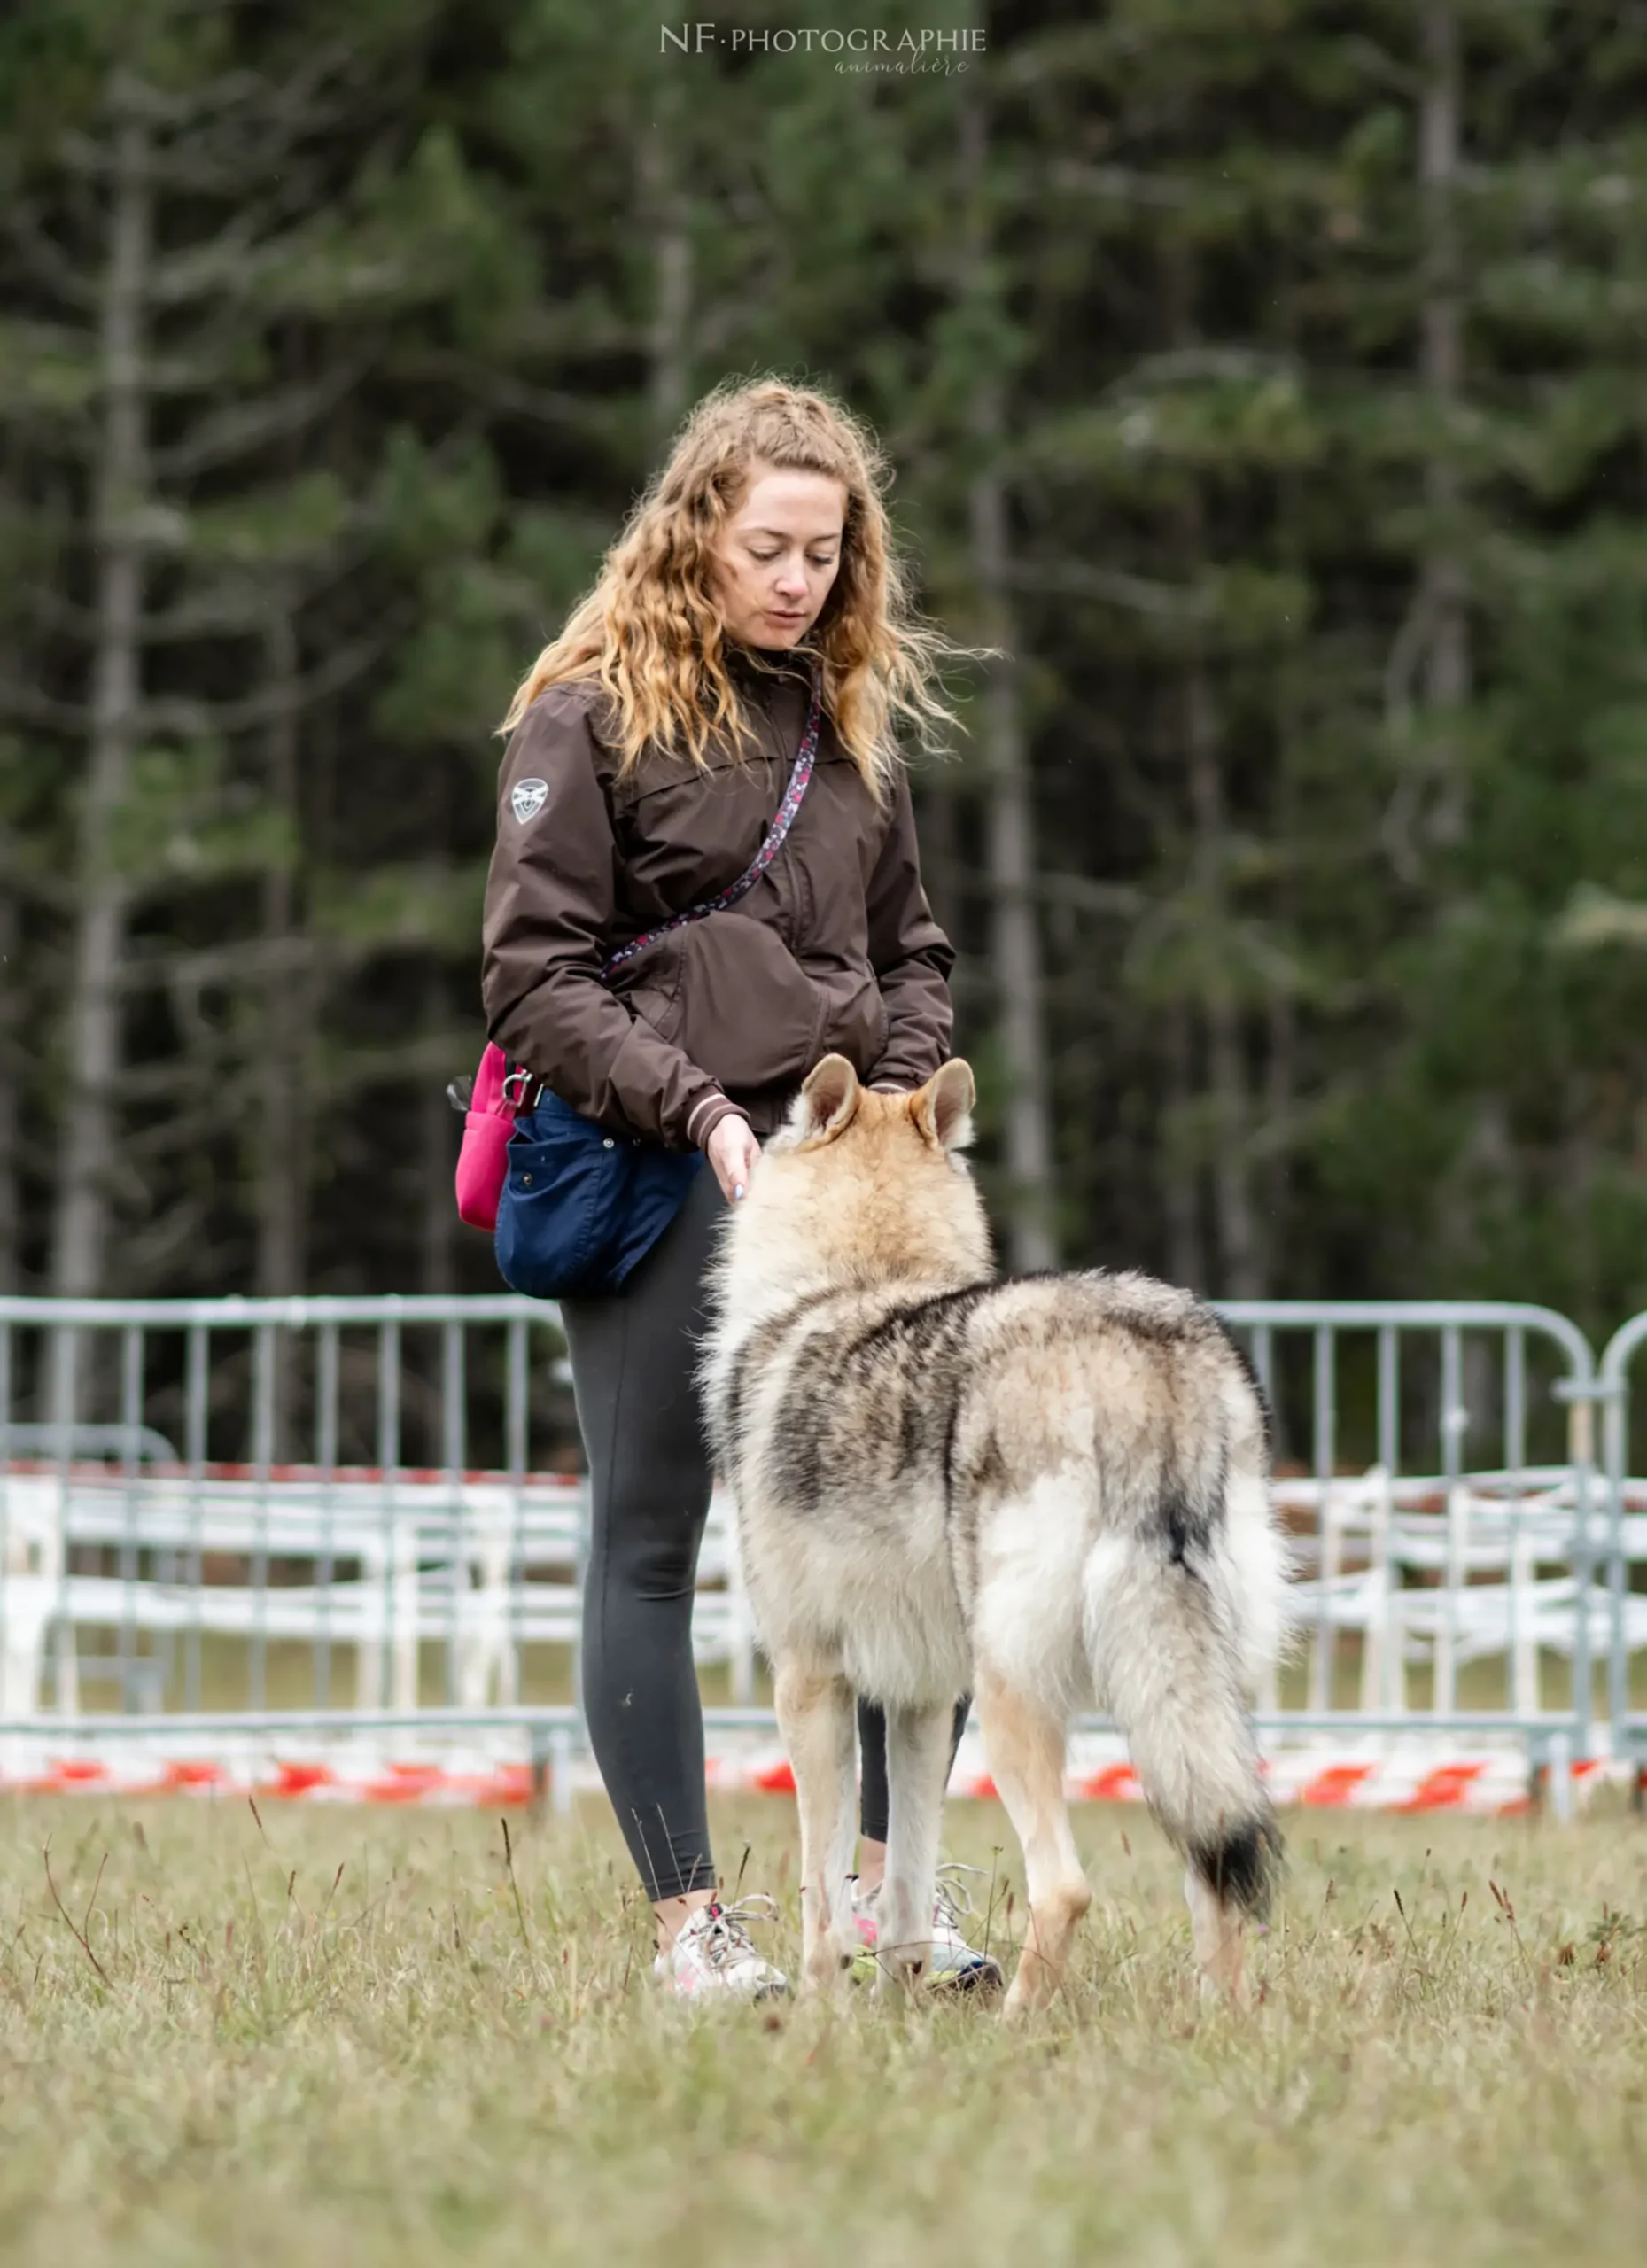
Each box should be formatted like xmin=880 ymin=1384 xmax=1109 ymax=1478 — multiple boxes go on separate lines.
xmin=481 ymin=377 xmax=998 ymax=1998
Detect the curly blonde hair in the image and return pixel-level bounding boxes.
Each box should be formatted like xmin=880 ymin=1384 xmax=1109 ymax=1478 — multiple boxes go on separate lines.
xmin=500 ymin=376 xmax=982 ymax=799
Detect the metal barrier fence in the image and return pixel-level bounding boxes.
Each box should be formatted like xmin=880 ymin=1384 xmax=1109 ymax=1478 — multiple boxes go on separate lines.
xmin=1 ymin=1293 xmax=1641 ymax=1809
xmin=1218 ymin=1300 xmax=1605 ymax=1783
xmin=1596 ymin=1312 xmax=1647 ymax=1778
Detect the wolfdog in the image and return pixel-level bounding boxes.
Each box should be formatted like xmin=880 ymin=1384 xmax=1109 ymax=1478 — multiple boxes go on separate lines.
xmin=702 ymin=1054 xmax=1293 ymax=2015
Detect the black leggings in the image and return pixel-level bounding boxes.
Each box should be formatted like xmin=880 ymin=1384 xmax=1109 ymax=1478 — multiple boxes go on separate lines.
xmin=857 ymin=1695 xmax=971 ymax=1846
xmin=560 ymin=1164 xmax=968 ymax=1902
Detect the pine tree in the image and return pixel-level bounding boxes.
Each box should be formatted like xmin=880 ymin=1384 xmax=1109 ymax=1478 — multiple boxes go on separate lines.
xmin=0 ymin=0 xmax=536 ymax=1311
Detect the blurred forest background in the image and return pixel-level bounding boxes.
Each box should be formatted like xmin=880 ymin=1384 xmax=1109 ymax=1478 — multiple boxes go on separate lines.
xmin=4 ymin=0 xmax=1647 ymax=1332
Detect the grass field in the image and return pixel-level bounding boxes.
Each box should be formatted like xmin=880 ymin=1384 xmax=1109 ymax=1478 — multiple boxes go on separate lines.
xmin=0 ymin=1792 xmax=1642 ymax=2266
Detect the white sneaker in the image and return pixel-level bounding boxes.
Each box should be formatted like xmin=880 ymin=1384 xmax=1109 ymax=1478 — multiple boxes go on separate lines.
xmin=851 ymin=1863 xmax=1005 ymax=1992
xmin=653 ymin=1896 xmax=789 ymax=2002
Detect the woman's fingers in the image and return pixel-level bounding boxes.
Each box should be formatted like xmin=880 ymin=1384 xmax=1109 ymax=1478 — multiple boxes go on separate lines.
xmin=707 ymin=1114 xmax=760 ymax=1202
xmin=727 ymin=1120 xmax=759 ymax=1200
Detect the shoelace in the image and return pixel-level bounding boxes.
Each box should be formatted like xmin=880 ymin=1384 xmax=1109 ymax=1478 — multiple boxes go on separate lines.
xmin=688 ymin=1893 xmax=779 ymax=1970
xmin=933 ymin=1861 xmax=987 ymax=1933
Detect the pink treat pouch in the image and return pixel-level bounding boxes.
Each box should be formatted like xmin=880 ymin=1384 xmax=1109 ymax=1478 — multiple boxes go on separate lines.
xmin=454 ymin=1042 xmax=517 ymax=1231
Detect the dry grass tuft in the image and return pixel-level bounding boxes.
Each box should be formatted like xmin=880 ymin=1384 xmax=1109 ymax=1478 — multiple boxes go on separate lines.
xmin=0 ymin=1793 xmax=1642 ymax=2264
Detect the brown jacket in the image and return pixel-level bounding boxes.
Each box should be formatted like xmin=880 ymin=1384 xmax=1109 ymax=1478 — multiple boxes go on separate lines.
xmin=480 ymin=648 xmax=955 ymax=1150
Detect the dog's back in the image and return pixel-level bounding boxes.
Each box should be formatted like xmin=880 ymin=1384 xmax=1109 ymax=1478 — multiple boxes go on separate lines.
xmin=714 ymin=1267 xmax=1286 ymax=1839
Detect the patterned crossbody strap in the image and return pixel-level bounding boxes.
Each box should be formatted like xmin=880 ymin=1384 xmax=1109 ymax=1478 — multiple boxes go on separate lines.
xmin=598 ymin=664 xmax=823 ymax=983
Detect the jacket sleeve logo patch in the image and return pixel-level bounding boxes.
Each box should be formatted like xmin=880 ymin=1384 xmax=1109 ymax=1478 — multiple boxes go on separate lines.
xmin=510 ymin=777 xmax=548 ymax=823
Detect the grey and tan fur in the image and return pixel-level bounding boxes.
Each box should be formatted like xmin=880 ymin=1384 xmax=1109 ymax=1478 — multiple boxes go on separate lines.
xmin=702 ymin=1053 xmax=1295 ymax=2015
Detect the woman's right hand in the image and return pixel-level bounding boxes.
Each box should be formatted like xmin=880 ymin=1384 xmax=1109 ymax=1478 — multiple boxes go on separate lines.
xmin=706 ymin=1113 xmax=761 ymax=1204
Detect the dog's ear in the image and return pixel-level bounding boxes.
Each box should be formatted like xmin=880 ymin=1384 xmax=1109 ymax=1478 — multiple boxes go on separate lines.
xmin=797 ymin=1053 xmax=861 ymax=1143
xmin=914 ymin=1059 xmax=975 ymax=1152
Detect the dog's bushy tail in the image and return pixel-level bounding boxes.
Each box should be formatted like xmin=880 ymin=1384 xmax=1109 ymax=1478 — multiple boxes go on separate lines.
xmin=1084 ymin=1443 xmax=1283 ymax=1920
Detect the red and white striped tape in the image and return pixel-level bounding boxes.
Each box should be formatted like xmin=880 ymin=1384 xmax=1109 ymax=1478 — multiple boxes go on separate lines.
xmin=0 ymin=1751 xmax=542 ymax=1807
xmin=711 ymin=1736 xmax=1627 ymax=1818
xmin=0 ymin=1735 xmax=1628 ymax=1814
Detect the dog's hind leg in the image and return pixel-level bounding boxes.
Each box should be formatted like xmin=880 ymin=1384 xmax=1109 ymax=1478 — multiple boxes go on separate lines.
xmin=975 ymin=1667 xmax=1090 ymax=2018
xmin=874 ymin=1699 xmax=957 ymax=1995
xmin=773 ymin=1657 xmax=858 ymax=1993
xmin=1185 ymin=1864 xmax=1247 ymax=2007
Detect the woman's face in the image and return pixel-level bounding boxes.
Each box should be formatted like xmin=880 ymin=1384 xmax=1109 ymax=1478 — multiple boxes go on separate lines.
xmin=708 ymin=462 xmax=847 ymax=651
